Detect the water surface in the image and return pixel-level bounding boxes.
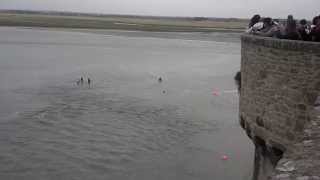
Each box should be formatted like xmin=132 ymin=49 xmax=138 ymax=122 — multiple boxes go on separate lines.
xmin=0 ymin=27 xmax=253 ymax=180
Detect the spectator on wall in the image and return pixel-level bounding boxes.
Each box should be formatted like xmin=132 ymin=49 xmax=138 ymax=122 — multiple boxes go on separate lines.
xmin=247 ymin=14 xmax=320 ymax=42
xmin=310 ymin=16 xmax=320 ymax=42
xmin=246 ymin=14 xmax=264 ymax=33
xmin=286 ymin=15 xmax=294 ymax=25
xmin=249 ymin=14 xmax=261 ymax=28
xmin=298 ymin=19 xmax=312 ymax=41
xmin=254 ymin=17 xmax=280 ymax=37
xmin=282 ymin=16 xmax=301 ymax=40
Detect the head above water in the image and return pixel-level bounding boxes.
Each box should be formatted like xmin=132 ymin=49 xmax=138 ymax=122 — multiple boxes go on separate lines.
xmin=234 ymin=71 xmax=241 ymax=91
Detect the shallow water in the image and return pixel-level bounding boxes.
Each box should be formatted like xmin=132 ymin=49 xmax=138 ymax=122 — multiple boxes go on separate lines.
xmin=0 ymin=27 xmax=253 ymax=180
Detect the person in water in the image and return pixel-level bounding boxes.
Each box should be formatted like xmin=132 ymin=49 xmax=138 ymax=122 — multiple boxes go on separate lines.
xmin=88 ymin=78 xmax=91 ymax=86
xmin=80 ymin=77 xmax=84 ymax=84
xmin=234 ymin=71 xmax=241 ymax=92
xmin=158 ymin=77 xmax=162 ymax=83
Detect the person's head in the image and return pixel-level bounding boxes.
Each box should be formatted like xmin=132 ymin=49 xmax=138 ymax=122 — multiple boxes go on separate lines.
xmin=249 ymin=14 xmax=261 ymax=28
xmin=286 ymin=15 xmax=295 ymax=25
xmin=300 ymin=19 xmax=307 ymax=26
xmin=312 ymin=16 xmax=319 ymax=25
xmin=263 ymin=17 xmax=273 ymax=27
xmin=316 ymin=16 xmax=320 ymax=26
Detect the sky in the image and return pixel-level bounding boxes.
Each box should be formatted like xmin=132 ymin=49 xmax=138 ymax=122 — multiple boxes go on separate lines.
xmin=0 ymin=0 xmax=319 ymax=19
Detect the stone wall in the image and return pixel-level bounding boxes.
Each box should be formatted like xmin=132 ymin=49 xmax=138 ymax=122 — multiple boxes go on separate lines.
xmin=240 ymin=34 xmax=320 ymax=180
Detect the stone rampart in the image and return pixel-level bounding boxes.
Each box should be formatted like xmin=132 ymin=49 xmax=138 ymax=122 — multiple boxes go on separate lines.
xmin=240 ymin=34 xmax=320 ymax=180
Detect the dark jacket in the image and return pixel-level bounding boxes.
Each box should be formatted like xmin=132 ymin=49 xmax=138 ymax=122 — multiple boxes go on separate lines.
xmin=282 ymin=31 xmax=302 ymax=40
xmin=311 ymin=26 xmax=320 ymax=42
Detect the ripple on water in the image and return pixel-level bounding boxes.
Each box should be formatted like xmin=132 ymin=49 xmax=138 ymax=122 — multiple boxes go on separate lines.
xmin=1 ymin=84 xmax=219 ymax=178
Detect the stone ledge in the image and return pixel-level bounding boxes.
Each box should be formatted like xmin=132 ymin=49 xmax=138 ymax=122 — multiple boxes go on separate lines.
xmin=241 ymin=34 xmax=320 ymax=52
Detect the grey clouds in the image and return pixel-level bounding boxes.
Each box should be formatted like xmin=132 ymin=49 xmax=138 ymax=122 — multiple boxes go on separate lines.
xmin=0 ymin=0 xmax=319 ymax=19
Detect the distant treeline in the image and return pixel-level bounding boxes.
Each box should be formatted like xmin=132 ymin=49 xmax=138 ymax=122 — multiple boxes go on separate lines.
xmin=0 ymin=9 xmax=248 ymax=22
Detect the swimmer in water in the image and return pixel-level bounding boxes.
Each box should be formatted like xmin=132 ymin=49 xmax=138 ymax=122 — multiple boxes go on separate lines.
xmin=88 ymin=78 xmax=91 ymax=86
xmin=80 ymin=77 xmax=84 ymax=84
xmin=234 ymin=71 xmax=241 ymax=92
xmin=158 ymin=77 xmax=162 ymax=83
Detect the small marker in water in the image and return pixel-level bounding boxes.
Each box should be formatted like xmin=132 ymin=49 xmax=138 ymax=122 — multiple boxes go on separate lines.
xmin=221 ymin=155 xmax=229 ymax=160
xmin=212 ymin=89 xmax=220 ymax=96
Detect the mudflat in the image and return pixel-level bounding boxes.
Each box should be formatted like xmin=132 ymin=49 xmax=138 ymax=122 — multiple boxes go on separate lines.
xmin=0 ymin=12 xmax=247 ymax=32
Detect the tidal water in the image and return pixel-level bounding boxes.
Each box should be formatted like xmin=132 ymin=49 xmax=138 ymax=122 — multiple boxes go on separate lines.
xmin=0 ymin=27 xmax=253 ymax=180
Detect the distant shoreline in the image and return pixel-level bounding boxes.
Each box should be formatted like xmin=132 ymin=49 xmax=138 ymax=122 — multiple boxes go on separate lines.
xmin=0 ymin=11 xmax=247 ymax=33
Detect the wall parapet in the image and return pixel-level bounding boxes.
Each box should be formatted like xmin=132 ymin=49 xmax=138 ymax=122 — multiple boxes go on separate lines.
xmin=242 ymin=34 xmax=320 ymax=52
xmin=240 ymin=34 xmax=320 ymax=180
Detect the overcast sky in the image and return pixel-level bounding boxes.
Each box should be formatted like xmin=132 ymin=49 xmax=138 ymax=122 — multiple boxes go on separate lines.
xmin=0 ymin=0 xmax=319 ymax=19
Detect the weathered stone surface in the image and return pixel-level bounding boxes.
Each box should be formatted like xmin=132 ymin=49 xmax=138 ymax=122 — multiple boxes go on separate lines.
xmin=276 ymin=160 xmax=296 ymax=172
xmin=240 ymin=35 xmax=320 ymax=180
xmin=296 ymin=177 xmax=310 ymax=180
xmin=303 ymin=140 xmax=313 ymax=147
xmin=276 ymin=174 xmax=291 ymax=180
xmin=256 ymin=116 xmax=265 ymax=128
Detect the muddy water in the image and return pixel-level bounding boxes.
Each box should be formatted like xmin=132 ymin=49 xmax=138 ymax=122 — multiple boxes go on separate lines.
xmin=0 ymin=27 xmax=253 ymax=180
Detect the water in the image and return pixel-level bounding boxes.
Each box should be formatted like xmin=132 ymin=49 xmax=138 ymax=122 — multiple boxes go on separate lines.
xmin=0 ymin=27 xmax=253 ymax=180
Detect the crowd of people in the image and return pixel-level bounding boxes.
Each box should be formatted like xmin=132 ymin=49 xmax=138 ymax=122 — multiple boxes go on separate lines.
xmin=246 ymin=14 xmax=320 ymax=42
